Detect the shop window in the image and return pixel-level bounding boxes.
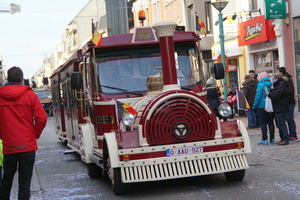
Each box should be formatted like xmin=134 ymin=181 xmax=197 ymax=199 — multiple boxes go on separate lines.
xmin=254 ymin=50 xmax=278 ymax=77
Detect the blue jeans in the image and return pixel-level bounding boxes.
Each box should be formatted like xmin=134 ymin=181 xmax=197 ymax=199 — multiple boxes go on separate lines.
xmin=286 ymin=104 xmax=297 ymax=138
xmin=0 ymin=151 xmax=35 ymax=200
xmin=246 ymin=108 xmax=257 ymax=128
xmin=258 ymin=108 xmax=275 ymax=141
xmin=274 ymin=112 xmax=289 ymax=142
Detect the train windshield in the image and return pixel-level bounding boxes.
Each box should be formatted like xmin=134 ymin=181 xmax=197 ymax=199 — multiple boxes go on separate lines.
xmin=34 ymin=89 xmax=52 ymax=99
xmin=96 ymin=45 xmax=201 ymax=94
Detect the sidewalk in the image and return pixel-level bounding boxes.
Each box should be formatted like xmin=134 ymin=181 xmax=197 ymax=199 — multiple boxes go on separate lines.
xmin=239 ymin=115 xmax=300 ymax=175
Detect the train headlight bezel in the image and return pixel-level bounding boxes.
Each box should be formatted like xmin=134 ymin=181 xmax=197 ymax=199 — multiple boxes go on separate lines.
xmin=122 ymin=113 xmax=135 ymax=126
xmin=218 ymin=103 xmax=233 ymax=118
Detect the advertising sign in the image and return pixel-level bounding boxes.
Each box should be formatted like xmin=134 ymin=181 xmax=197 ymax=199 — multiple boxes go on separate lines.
xmin=237 ymin=15 xmax=276 ymax=46
xmin=264 ymin=0 xmax=286 ymax=19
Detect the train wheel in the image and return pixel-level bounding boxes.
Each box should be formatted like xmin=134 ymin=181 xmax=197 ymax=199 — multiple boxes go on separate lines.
xmin=87 ymin=163 xmax=102 ymax=178
xmin=224 ymin=169 xmax=245 ymax=181
xmin=107 ymin=158 xmax=130 ymax=195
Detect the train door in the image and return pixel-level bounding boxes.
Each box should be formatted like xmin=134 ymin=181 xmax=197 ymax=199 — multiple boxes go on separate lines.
xmin=61 ymin=64 xmax=81 ymax=150
xmin=51 ymin=73 xmax=66 ymax=139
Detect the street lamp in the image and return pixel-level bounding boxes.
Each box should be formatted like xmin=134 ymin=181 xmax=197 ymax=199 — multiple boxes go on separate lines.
xmin=211 ymin=0 xmax=229 ymax=101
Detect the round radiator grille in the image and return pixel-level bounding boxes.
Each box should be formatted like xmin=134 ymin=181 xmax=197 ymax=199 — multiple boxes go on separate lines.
xmin=140 ymin=91 xmax=217 ymax=145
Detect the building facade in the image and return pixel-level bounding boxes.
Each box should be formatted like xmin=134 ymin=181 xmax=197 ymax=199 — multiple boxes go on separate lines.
xmin=291 ymin=0 xmax=300 ymax=112
xmin=32 ymin=0 xmax=298 ymax=113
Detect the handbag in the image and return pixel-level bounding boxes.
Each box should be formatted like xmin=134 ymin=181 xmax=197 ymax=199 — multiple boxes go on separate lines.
xmin=265 ymin=96 xmax=273 ymax=112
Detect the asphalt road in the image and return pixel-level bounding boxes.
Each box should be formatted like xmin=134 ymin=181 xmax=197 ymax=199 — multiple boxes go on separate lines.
xmin=7 ymin=117 xmax=300 ymax=200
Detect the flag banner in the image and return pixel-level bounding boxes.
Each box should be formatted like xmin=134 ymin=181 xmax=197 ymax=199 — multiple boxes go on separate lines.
xmin=116 ymin=101 xmax=138 ymax=120
xmin=91 ymin=20 xmax=103 ymax=46
xmin=195 ymin=14 xmax=207 ymax=37
xmin=264 ymin=0 xmax=286 ymax=19
xmin=235 ymin=89 xmax=250 ymax=110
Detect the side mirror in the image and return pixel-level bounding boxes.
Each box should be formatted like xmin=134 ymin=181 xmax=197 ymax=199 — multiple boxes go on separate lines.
xmin=70 ymin=72 xmax=82 ymax=90
xmin=213 ymin=63 xmax=225 ymax=80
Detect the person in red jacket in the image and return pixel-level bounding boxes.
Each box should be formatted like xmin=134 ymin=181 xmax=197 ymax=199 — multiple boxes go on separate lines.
xmin=0 ymin=66 xmax=47 ymax=200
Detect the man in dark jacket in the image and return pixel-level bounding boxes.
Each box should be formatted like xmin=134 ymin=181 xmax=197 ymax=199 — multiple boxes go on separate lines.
xmin=249 ymin=69 xmax=258 ymax=85
xmin=0 ymin=67 xmax=48 ymax=200
xmin=277 ymin=67 xmax=298 ymax=142
xmin=242 ymin=75 xmax=257 ymax=129
xmin=248 ymin=70 xmax=260 ymax=128
xmin=268 ymin=74 xmax=290 ymax=145
xmin=206 ymin=77 xmax=222 ymax=119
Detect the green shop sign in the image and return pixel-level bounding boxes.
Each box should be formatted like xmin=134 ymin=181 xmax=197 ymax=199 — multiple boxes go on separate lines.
xmin=264 ymin=0 xmax=286 ymax=19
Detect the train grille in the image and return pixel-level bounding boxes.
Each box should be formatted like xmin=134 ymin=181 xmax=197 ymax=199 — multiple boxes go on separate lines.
xmin=121 ymin=154 xmax=248 ymax=182
xmin=143 ymin=95 xmax=216 ymax=145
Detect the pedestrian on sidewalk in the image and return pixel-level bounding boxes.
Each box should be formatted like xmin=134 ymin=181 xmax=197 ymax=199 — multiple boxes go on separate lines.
xmin=268 ymin=73 xmax=290 ymax=145
xmin=0 ymin=139 xmax=3 ymax=184
xmin=249 ymin=70 xmax=260 ymax=128
xmin=242 ymin=75 xmax=257 ymax=129
xmin=252 ymin=71 xmax=275 ymax=145
xmin=277 ymin=67 xmax=298 ymax=142
xmin=0 ymin=66 xmax=48 ymax=200
xmin=206 ymin=77 xmax=222 ymax=119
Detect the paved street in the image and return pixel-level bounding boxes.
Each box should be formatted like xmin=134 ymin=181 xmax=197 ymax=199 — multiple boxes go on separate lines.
xmin=240 ymin=115 xmax=300 ymax=175
xmin=7 ymin=115 xmax=300 ymax=199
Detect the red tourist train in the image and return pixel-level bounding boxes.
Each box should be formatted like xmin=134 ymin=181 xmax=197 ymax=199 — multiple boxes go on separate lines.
xmin=50 ymin=22 xmax=251 ymax=195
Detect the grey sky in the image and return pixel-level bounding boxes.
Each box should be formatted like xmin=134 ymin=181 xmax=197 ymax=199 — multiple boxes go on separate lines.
xmin=0 ymin=0 xmax=90 ymax=78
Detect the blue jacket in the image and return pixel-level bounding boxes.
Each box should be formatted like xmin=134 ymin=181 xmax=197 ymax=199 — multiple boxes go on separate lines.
xmin=252 ymin=77 xmax=273 ymax=109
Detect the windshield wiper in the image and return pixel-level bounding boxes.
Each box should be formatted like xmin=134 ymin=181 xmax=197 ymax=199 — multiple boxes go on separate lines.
xmin=180 ymin=86 xmax=192 ymax=90
xmin=101 ymin=85 xmax=143 ymax=96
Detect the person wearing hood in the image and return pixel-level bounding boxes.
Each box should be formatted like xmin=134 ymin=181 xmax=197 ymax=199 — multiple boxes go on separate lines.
xmin=0 ymin=66 xmax=48 ymax=200
xmin=277 ymin=67 xmax=298 ymax=142
xmin=0 ymin=139 xmax=3 ymax=183
xmin=206 ymin=77 xmax=221 ymax=119
xmin=242 ymin=75 xmax=257 ymax=129
xmin=252 ymin=71 xmax=275 ymax=145
xmin=268 ymin=73 xmax=290 ymax=145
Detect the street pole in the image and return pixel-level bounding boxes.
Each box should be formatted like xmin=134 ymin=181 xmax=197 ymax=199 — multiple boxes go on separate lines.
xmin=218 ymin=10 xmax=228 ymax=101
xmin=211 ymin=0 xmax=229 ymax=101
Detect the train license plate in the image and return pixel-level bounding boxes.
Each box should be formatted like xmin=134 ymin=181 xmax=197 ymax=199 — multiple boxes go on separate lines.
xmin=166 ymin=146 xmax=203 ymax=157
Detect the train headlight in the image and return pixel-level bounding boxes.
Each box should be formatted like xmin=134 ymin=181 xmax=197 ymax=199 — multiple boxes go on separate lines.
xmin=218 ymin=103 xmax=232 ymax=118
xmin=122 ymin=113 xmax=135 ymax=126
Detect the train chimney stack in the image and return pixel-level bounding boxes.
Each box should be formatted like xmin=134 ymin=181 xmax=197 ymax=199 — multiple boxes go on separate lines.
xmin=152 ymin=22 xmax=179 ymax=90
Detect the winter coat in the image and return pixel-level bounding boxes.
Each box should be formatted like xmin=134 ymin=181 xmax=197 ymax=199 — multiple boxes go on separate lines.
xmin=268 ymin=78 xmax=289 ymax=114
xmin=242 ymin=78 xmax=256 ymax=107
xmin=252 ymin=77 xmax=273 ymax=109
xmin=283 ymin=73 xmax=296 ymax=105
xmin=253 ymin=74 xmax=258 ymax=85
xmin=0 ymin=83 xmax=48 ymax=155
xmin=206 ymin=84 xmax=220 ymax=110
xmin=0 ymin=139 xmax=3 ymax=166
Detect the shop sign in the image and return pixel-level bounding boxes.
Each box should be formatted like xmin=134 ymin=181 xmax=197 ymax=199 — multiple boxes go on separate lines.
xmin=226 ymin=65 xmax=237 ymax=72
xmin=264 ymin=0 xmax=287 ymax=20
xmin=237 ymin=15 xmax=276 ymax=46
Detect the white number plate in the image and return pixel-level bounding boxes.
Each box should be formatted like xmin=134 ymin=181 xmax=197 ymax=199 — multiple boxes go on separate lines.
xmin=166 ymin=146 xmax=203 ymax=157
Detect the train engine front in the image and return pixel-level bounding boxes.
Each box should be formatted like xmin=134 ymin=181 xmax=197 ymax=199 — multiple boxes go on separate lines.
xmin=70 ymin=21 xmax=251 ymax=195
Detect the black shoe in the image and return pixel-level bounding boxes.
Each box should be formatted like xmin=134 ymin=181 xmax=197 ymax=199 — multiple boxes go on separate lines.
xmin=277 ymin=141 xmax=289 ymax=145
